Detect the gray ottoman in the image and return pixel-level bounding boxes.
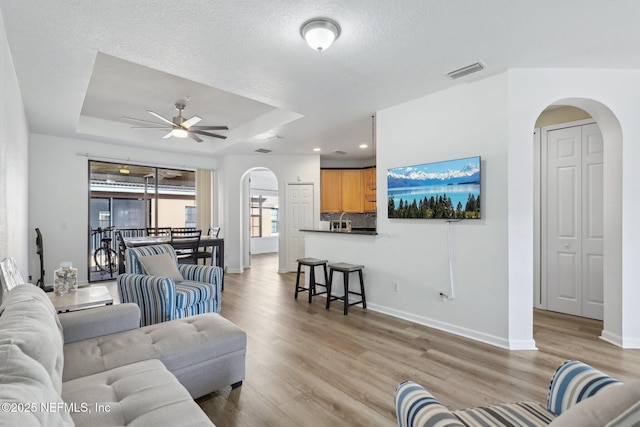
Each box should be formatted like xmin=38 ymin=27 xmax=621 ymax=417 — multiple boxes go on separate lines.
xmin=63 ymin=312 xmax=247 ymax=398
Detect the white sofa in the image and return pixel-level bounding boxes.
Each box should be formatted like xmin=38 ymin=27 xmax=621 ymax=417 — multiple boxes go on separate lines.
xmin=0 ymin=284 xmax=247 ymax=426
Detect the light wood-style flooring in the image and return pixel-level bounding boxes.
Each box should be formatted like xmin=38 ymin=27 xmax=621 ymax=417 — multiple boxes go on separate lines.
xmin=191 ymin=254 xmax=638 ymax=426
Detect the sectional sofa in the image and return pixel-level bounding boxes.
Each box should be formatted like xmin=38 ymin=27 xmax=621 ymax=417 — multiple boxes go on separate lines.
xmin=0 ymin=284 xmax=247 ymax=426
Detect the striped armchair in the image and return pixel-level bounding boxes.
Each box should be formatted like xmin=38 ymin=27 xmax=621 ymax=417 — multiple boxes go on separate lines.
xmin=396 ymin=360 xmax=637 ymax=427
xmin=117 ymin=244 xmax=222 ymax=326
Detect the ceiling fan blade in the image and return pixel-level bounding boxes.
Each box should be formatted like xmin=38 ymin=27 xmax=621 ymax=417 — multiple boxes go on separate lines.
xmin=188 ymin=132 xmax=203 ymax=143
xmin=148 ymin=110 xmax=176 ymax=127
xmin=162 ymin=130 xmax=174 ymax=139
xmin=130 ymin=126 xmax=170 ymax=129
xmin=191 ymin=130 xmax=227 ymax=140
xmin=181 ymin=115 xmax=202 ymax=129
xmin=122 ymin=116 xmax=168 ymax=126
xmin=189 ymin=125 xmax=229 ymax=131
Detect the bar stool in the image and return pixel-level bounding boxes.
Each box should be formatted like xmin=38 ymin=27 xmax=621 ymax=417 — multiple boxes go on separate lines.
xmin=326 ymin=263 xmax=366 ymax=315
xmin=295 ymin=258 xmax=329 ymax=303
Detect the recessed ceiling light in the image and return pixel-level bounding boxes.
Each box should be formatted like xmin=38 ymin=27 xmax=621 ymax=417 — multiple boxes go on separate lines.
xmin=313 ymin=148 xmax=321 ymax=152
xmin=359 ymin=144 xmax=368 ymax=149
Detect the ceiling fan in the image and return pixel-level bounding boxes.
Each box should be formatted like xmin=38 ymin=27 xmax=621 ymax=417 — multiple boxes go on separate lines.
xmin=123 ymin=103 xmax=228 ymax=142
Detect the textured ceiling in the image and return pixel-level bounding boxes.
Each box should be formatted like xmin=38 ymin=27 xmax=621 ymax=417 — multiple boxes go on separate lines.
xmin=1 ymin=1 xmax=640 ymax=160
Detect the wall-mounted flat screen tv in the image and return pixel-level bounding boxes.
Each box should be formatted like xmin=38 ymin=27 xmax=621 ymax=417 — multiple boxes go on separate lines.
xmin=387 ymin=156 xmax=481 ymax=219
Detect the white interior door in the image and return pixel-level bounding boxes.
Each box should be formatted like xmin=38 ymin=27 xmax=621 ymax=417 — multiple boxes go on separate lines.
xmin=580 ymin=124 xmax=604 ymax=319
xmin=286 ymin=184 xmax=314 ymax=272
xmin=544 ymin=122 xmax=603 ymax=320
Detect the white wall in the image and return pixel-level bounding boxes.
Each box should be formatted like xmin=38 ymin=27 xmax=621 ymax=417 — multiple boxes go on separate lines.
xmin=28 ymin=133 xmax=218 ymax=284
xmin=308 ymin=73 xmax=514 ymax=348
xmin=217 ymin=154 xmax=320 ymax=273
xmin=307 ymin=68 xmax=640 ymax=349
xmin=506 ymin=69 xmax=640 ymax=348
xmin=0 ymin=13 xmax=30 ymax=279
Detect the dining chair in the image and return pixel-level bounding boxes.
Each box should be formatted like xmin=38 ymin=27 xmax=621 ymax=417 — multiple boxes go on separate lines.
xmin=193 ymin=227 xmax=221 ymax=266
xmin=170 ymin=229 xmax=202 ymax=264
xmin=146 ymin=227 xmax=171 ymax=236
xmin=208 ymin=227 xmax=221 ymax=238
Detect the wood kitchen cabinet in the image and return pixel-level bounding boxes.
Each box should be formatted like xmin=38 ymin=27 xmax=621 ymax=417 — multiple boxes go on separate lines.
xmin=363 ymin=167 xmax=377 ymax=212
xmin=341 ymin=169 xmax=363 ymax=212
xmin=321 ymin=168 xmax=375 ymax=213
xmin=321 ymin=169 xmax=342 ymax=212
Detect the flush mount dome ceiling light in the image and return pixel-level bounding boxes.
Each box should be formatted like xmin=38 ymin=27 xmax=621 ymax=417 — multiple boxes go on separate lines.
xmin=300 ymin=18 xmax=340 ymax=52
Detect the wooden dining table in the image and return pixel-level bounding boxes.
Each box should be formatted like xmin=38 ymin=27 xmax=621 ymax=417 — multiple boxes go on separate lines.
xmin=122 ymin=235 xmax=224 ymax=270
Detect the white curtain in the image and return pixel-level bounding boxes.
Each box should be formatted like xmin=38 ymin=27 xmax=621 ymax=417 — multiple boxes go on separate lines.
xmin=195 ymin=169 xmax=212 ymax=233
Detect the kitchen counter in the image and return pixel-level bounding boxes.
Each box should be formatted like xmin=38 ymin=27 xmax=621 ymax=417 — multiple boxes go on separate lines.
xmin=301 ymin=228 xmax=377 ymax=236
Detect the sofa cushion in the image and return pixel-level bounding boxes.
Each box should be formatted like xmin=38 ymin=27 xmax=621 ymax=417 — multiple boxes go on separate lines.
xmin=175 ymin=281 xmax=217 ymax=308
xmin=607 ymin=400 xmax=640 ymax=426
xmin=137 ymin=252 xmax=184 ymax=281
xmin=0 ymin=343 xmax=74 ymax=427
xmin=0 ymin=285 xmax=73 ymax=426
xmin=548 ymin=380 xmax=640 ymax=427
xmin=62 ymin=359 xmax=213 ymax=426
xmin=63 ymin=312 xmax=247 ymax=397
xmin=0 ymin=285 xmax=64 ymax=394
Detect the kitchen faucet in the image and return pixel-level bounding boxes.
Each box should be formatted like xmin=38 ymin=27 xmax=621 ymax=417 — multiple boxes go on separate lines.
xmin=339 ymin=212 xmax=346 ymax=231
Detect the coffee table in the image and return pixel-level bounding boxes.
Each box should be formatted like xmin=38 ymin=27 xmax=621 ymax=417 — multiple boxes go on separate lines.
xmin=47 ymin=285 xmax=114 ymax=313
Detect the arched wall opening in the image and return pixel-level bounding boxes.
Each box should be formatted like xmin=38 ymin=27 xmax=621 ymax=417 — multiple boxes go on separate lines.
xmin=533 ymin=105 xmax=604 ymax=323
xmin=239 ymin=167 xmax=279 ymax=270
xmin=521 ymin=97 xmax=623 ymax=347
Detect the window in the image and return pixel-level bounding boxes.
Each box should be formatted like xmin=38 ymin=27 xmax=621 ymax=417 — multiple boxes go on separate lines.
xmin=250 ymin=193 xmax=279 ymax=237
xmin=88 ymin=161 xmax=197 ymax=281
xmin=185 ymin=206 xmax=196 ymax=228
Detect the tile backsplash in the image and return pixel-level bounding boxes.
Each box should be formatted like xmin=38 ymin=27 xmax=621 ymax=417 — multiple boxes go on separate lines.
xmin=320 ymin=212 xmax=377 ymax=229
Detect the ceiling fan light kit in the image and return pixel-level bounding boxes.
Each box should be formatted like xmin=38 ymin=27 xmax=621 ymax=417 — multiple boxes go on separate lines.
xmin=123 ymin=102 xmax=228 ymax=142
xmin=171 ymin=128 xmax=188 ymax=138
xmin=301 ymin=18 xmax=340 ymax=51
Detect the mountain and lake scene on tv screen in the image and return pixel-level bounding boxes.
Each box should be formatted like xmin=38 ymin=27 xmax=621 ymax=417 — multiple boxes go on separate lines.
xmin=387 ymin=156 xmax=481 ymax=219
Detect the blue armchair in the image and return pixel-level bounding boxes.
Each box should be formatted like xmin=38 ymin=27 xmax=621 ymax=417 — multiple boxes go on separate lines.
xmin=117 ymin=244 xmax=222 ymax=326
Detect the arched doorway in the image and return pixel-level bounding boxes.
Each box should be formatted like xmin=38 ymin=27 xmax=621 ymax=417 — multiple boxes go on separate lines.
xmin=533 ymin=106 xmax=603 ymax=320
xmin=528 ymin=98 xmax=622 ymax=344
xmin=240 ymin=168 xmax=279 ymax=271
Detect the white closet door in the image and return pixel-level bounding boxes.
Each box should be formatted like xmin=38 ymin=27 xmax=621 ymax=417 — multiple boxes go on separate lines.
xmin=580 ymin=123 xmax=604 ymax=319
xmin=544 ymin=123 xmax=603 ymax=320
xmin=286 ymin=184 xmax=314 ymax=272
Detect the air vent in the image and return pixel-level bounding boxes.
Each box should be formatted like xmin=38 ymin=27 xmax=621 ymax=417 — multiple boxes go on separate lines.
xmin=333 ymin=150 xmax=347 ymax=155
xmin=446 ymin=62 xmax=485 ymax=79
xmin=255 ymin=148 xmax=272 ymax=154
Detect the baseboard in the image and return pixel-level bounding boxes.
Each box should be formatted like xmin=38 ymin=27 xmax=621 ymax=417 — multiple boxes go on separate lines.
xmin=600 ymin=330 xmax=640 ymax=348
xmin=367 ymin=303 xmax=538 ymax=351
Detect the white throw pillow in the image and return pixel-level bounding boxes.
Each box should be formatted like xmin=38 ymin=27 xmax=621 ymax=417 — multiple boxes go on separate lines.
xmin=137 ymin=253 xmax=184 ymax=281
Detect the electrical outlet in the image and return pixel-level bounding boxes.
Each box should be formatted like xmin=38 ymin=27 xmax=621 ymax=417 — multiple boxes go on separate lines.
xmin=393 ymin=281 xmax=400 ymax=292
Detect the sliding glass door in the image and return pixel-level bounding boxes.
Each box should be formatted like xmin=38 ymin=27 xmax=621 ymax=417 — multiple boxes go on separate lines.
xmin=88 ymin=161 xmax=196 ymax=282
